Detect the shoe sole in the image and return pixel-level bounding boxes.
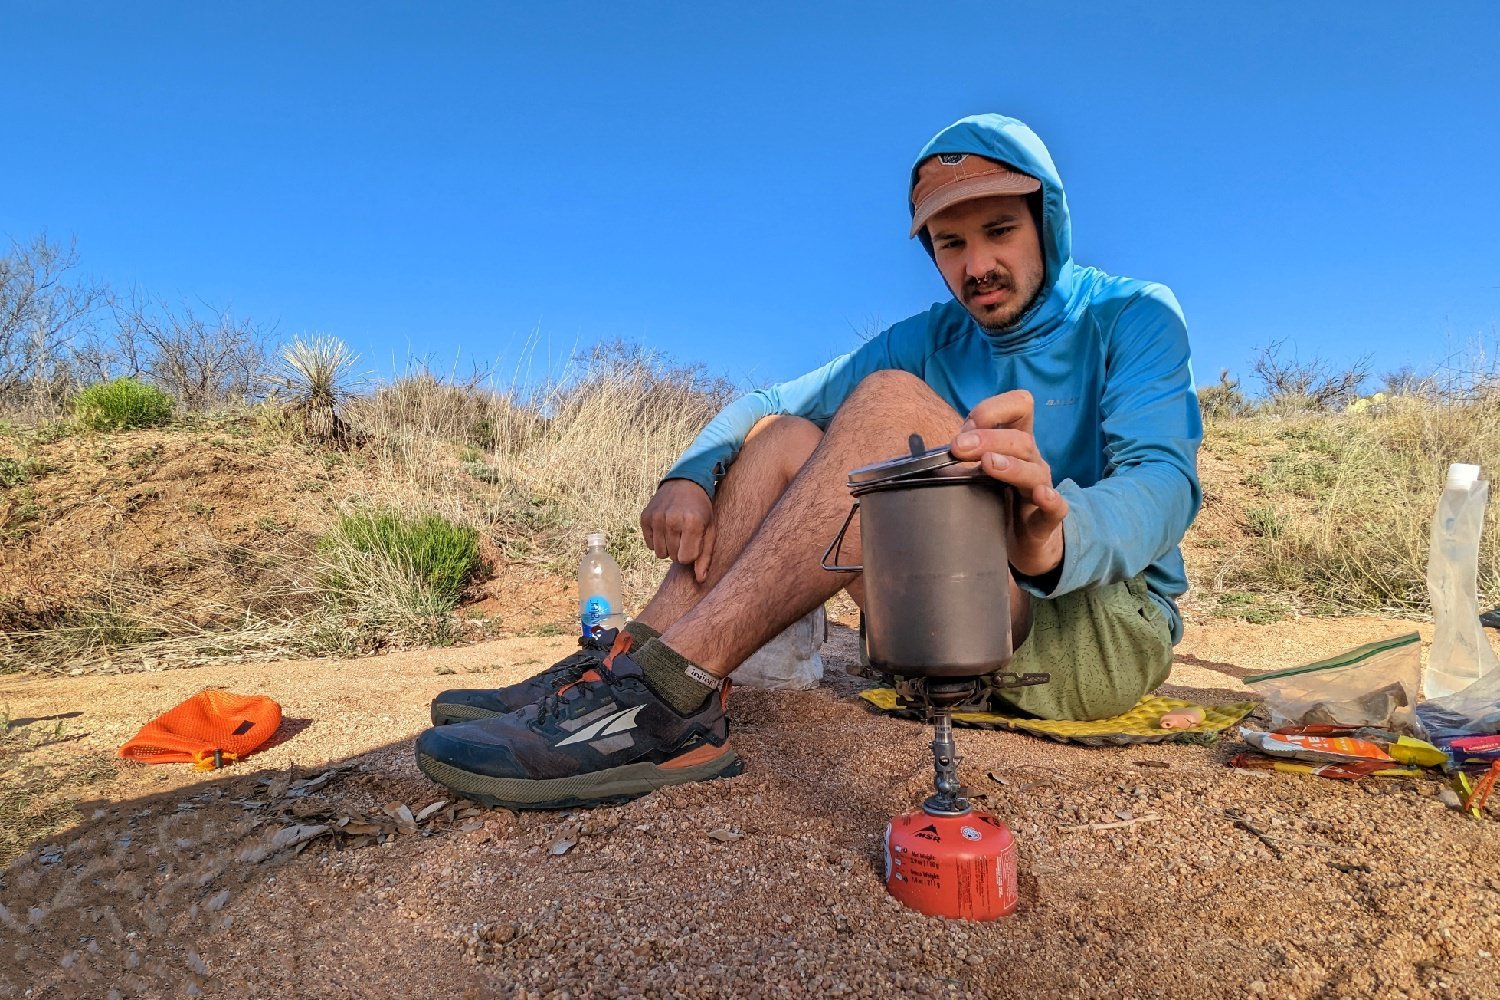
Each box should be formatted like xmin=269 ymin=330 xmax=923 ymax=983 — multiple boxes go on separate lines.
xmin=430 ymin=702 xmax=507 ymax=726
xmin=415 ymin=746 xmax=744 ymax=810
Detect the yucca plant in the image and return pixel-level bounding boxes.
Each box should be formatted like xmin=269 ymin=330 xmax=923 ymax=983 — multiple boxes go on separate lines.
xmin=265 ymin=335 xmax=362 ymax=445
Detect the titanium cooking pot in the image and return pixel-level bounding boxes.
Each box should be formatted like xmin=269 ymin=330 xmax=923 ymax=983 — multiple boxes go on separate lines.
xmin=822 ymin=437 xmax=1014 ymax=678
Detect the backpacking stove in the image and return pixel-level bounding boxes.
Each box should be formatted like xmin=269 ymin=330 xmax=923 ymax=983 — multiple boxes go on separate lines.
xmin=882 ymin=674 xmax=1045 ymax=922
xmin=825 ymin=435 xmax=1052 ymax=921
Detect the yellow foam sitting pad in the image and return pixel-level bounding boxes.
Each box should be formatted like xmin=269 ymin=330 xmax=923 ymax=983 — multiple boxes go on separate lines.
xmin=857 ymin=689 xmax=1258 ymax=746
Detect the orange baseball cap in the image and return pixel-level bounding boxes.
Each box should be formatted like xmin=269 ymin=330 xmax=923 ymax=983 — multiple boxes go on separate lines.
xmin=909 ymin=153 xmax=1041 ymax=237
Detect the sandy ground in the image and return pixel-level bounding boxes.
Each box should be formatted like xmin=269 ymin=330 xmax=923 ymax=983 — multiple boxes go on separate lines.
xmin=2 ymin=617 xmax=1498 ymax=999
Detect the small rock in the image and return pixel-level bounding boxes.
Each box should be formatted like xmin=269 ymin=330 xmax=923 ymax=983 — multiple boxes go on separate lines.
xmin=1437 ymin=787 xmax=1463 ymax=810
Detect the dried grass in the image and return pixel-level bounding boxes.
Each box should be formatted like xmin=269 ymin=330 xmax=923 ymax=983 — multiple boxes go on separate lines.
xmin=1201 ymin=391 xmax=1500 ymax=613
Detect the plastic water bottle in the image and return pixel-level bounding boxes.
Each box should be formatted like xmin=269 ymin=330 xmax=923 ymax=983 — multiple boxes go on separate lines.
xmin=1424 ymin=463 xmax=1499 ymax=700
xmin=578 ymin=532 xmax=626 ymax=640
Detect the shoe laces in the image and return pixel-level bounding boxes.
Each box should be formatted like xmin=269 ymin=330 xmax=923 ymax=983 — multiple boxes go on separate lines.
xmin=536 ymin=631 xmax=614 ymax=684
xmin=533 ymin=634 xmax=634 ymax=726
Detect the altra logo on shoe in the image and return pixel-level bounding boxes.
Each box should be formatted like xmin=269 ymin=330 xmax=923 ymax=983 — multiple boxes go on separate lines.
xmin=554 ymin=705 xmax=645 ymax=747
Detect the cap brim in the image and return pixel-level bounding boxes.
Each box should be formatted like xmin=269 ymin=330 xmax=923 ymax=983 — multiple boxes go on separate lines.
xmin=909 ymin=174 xmax=1042 ymax=238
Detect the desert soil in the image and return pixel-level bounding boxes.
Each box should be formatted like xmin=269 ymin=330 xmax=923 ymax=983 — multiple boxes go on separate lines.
xmin=2 ymin=615 xmax=1498 ymax=999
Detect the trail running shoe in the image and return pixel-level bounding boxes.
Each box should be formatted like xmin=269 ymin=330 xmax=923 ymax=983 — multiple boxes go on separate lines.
xmin=415 ymin=647 xmax=742 ymax=810
xmin=429 ymin=628 xmax=619 ymax=726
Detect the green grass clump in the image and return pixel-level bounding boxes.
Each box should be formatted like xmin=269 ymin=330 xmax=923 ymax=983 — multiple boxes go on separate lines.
xmin=74 ymin=377 xmax=174 ymax=431
xmin=319 ymin=510 xmax=481 ymax=612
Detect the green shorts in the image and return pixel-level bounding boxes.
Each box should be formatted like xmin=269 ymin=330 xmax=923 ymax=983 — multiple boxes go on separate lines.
xmin=862 ymin=575 xmax=1173 ymax=722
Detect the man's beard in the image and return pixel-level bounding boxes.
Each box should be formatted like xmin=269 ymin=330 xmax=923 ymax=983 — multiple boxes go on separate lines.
xmin=963 ymin=270 xmax=1042 ymax=332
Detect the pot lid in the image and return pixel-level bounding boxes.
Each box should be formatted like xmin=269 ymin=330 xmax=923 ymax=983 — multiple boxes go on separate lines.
xmin=847 ymin=435 xmax=962 ymax=487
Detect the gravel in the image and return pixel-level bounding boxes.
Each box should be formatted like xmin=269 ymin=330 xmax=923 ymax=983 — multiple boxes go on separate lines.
xmin=2 ymin=617 xmax=1497 ymax=998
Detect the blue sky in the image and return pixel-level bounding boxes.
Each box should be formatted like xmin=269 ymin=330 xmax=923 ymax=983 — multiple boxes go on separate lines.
xmin=3 ymin=1 xmax=1498 ymax=393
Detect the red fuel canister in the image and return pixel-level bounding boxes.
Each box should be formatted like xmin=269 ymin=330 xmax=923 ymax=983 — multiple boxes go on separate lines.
xmin=884 ymin=808 xmax=1018 ymax=921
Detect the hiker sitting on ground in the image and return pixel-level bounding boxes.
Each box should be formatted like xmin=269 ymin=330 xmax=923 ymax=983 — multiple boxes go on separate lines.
xmin=416 ymin=113 xmax=1204 ymax=810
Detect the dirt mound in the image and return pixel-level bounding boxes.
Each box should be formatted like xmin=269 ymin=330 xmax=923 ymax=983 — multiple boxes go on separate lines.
xmin=1 ymin=423 xmax=343 ymax=622
xmin=0 ymin=422 xmax=577 ymax=672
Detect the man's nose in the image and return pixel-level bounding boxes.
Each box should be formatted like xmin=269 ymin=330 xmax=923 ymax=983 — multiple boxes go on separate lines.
xmin=964 ymin=247 xmax=994 ymax=280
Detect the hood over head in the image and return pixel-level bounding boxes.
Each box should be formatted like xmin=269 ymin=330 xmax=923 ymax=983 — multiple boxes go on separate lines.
xmin=910 ymin=114 xmax=1079 ymax=347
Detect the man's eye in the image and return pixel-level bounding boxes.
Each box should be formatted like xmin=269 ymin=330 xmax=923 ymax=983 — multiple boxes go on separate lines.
xmin=938 ymin=240 xmax=962 ymax=251
xmin=987 ymin=226 xmax=1017 ymax=239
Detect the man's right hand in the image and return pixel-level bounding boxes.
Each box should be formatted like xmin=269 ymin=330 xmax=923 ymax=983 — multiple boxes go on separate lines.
xmin=640 ymin=479 xmax=717 ymax=584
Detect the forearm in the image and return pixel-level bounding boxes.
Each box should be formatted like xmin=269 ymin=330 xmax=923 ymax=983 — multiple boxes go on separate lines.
xmin=1032 ymin=462 xmax=1198 ymax=598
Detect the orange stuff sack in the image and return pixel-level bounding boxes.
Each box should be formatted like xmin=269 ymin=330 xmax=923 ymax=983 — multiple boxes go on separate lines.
xmin=119 ymin=689 xmax=282 ymax=770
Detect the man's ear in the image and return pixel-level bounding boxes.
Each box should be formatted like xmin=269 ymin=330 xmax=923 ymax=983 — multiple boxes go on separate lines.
xmin=1025 ymin=190 xmax=1044 ymax=240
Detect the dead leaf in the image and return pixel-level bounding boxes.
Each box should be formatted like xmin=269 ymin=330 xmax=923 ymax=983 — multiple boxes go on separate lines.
xmin=270 ymin=824 xmax=330 ymax=851
xmin=415 ymin=800 xmax=448 ymax=824
xmin=548 ymin=836 xmax=577 ymax=856
xmin=384 ymin=802 xmax=416 ymax=827
xmin=287 ymin=771 xmax=337 ymax=797
xmin=706 ymin=828 xmax=743 ymax=843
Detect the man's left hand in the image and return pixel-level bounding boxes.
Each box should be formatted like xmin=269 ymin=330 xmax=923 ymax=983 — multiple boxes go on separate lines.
xmin=948 ymin=389 xmax=1068 ymax=578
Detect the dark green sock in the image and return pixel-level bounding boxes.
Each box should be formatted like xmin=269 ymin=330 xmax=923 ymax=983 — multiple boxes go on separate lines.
xmin=623 ymin=619 xmax=660 ymax=646
xmin=633 ymin=638 xmax=718 ymax=714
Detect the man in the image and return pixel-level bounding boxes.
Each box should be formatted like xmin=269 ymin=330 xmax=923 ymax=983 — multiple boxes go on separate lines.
xmin=416 ymin=113 xmax=1203 ymax=810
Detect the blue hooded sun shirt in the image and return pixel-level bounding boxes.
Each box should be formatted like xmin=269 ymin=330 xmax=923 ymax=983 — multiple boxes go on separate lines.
xmin=664 ymin=114 xmax=1204 ymax=642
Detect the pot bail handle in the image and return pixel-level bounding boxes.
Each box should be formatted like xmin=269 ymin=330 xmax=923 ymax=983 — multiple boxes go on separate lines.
xmin=821 ymin=501 xmax=862 ymax=573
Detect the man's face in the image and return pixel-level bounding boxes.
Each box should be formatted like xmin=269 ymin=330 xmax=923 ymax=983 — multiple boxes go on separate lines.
xmin=927 ymin=194 xmax=1045 ymax=332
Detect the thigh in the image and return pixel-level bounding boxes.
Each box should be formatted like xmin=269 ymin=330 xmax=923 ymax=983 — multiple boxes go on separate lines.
xmin=992 ymin=575 xmax=1173 ymax=721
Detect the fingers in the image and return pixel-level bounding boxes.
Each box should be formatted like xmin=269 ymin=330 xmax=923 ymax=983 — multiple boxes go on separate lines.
xmin=961 ymin=389 xmax=1034 ymax=435
xmin=693 ymin=520 xmax=717 ymax=584
xmin=639 ymin=481 xmax=714 ymax=567
xmin=950 ymin=427 xmax=1053 ymax=492
xmin=639 ymin=507 xmax=669 ymax=559
xmin=1022 ymin=483 xmax=1069 ymax=533
xmin=950 ymin=427 xmax=1034 ymax=463
xmin=672 ymin=513 xmax=703 ymax=567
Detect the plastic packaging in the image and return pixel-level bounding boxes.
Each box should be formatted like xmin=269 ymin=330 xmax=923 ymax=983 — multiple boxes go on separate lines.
xmin=1244 ymin=632 xmax=1422 ymax=733
xmin=1424 ymin=463 xmax=1498 ymax=700
xmin=1238 ymin=725 xmax=1447 ymax=768
xmin=577 ymin=532 xmax=625 ymax=640
xmin=1416 ymin=667 xmax=1500 ymax=740
xmin=732 ymin=606 xmax=826 ymax=690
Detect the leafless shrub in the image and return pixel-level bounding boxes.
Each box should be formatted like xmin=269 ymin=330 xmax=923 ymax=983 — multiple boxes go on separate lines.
xmin=108 ymin=291 xmax=271 ymax=410
xmin=1251 ymin=339 xmax=1370 ymax=413
xmin=0 ymin=234 xmax=106 ymax=415
xmin=1380 ymin=365 xmax=1439 ymax=399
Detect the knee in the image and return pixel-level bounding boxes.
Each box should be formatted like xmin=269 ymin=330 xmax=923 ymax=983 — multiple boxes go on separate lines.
xmin=849 ymin=369 xmax=930 ymax=401
xmin=745 ymin=414 xmax=823 ymax=455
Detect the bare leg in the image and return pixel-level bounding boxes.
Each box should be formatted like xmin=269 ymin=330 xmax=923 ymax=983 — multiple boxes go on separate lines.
xmin=635 ymin=414 xmax=823 ymax=632
xmin=662 ymin=370 xmax=1030 ymax=677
